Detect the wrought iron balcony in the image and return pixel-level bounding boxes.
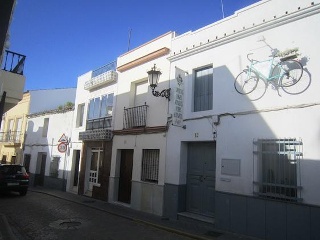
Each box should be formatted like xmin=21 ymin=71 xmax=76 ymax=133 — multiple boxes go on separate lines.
xmin=0 ymin=131 xmax=22 ymax=144
xmin=2 ymin=50 xmax=26 ymax=75
xmin=84 ymin=61 xmax=117 ymax=90
xmin=123 ymin=104 xmax=148 ymax=129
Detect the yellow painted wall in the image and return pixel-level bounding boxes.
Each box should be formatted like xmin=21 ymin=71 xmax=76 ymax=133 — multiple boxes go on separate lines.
xmin=0 ymin=92 xmax=30 ymax=164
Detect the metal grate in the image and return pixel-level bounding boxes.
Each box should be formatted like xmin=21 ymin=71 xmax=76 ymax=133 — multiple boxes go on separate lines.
xmin=141 ymin=149 xmax=159 ymax=183
xmin=123 ymin=104 xmax=148 ymax=129
xmin=253 ymin=138 xmax=302 ymax=202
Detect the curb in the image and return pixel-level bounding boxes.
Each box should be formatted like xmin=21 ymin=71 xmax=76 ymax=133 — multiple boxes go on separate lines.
xmin=30 ymin=189 xmax=213 ymax=240
xmin=0 ymin=213 xmax=16 ymax=240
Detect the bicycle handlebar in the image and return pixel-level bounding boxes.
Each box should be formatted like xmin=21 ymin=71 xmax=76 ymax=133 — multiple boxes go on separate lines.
xmin=247 ymin=53 xmax=253 ymax=62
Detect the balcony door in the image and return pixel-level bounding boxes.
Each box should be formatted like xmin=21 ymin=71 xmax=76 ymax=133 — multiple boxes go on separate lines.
xmin=134 ymin=81 xmax=148 ymax=106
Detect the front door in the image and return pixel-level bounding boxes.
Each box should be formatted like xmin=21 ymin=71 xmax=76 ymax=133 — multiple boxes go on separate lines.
xmin=35 ymin=153 xmax=47 ymax=186
xmin=186 ymin=142 xmax=216 ymax=217
xmin=88 ymin=149 xmax=101 ymax=191
xmin=118 ymin=149 xmax=133 ymax=204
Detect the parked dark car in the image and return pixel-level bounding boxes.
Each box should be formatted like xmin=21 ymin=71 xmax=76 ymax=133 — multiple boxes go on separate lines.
xmin=0 ymin=164 xmax=29 ymax=196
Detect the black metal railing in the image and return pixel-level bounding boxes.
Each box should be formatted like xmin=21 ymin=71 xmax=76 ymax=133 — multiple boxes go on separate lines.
xmin=123 ymin=104 xmax=148 ymax=129
xmin=86 ymin=116 xmax=112 ymax=130
xmin=0 ymin=131 xmax=22 ymax=143
xmin=2 ymin=50 xmax=26 ymax=75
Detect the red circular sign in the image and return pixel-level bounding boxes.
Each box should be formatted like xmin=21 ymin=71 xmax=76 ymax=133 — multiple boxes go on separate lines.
xmin=58 ymin=143 xmax=68 ymax=153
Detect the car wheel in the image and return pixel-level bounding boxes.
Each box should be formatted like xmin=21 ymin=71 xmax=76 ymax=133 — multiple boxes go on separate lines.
xmin=19 ymin=189 xmax=28 ymax=196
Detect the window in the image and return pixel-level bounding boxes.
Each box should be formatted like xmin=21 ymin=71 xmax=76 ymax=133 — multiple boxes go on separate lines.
xmin=253 ymin=138 xmax=302 ymax=202
xmin=42 ymin=118 xmax=49 ymax=137
xmin=194 ymin=67 xmax=213 ymax=112
xmin=76 ymin=104 xmax=85 ymax=127
xmin=141 ymin=149 xmax=159 ymax=183
xmin=50 ymin=157 xmax=60 ymax=178
xmin=87 ymin=94 xmax=114 ymax=120
xmin=100 ymin=93 xmax=114 ymax=117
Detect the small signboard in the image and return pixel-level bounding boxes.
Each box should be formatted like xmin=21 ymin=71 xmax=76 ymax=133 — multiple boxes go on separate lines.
xmin=58 ymin=142 xmax=68 ymax=153
xmin=58 ymin=133 xmax=68 ymax=143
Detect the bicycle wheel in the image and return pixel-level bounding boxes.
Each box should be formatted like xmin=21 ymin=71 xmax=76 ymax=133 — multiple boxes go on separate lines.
xmin=234 ymin=70 xmax=259 ymax=94
xmin=278 ymin=60 xmax=303 ymax=87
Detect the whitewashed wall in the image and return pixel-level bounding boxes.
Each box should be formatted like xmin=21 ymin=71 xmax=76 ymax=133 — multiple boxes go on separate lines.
xmin=167 ymin=0 xmax=320 ymax=205
xmin=24 ymin=110 xmax=74 ymax=178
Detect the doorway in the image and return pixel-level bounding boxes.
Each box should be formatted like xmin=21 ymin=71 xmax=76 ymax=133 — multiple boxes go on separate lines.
xmin=186 ymin=142 xmax=216 ymax=217
xmin=35 ymin=152 xmax=47 ymax=186
xmin=118 ymin=149 xmax=133 ymax=204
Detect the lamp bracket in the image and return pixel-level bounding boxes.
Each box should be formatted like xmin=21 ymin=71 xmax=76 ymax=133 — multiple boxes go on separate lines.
xmin=151 ymin=87 xmax=171 ymax=101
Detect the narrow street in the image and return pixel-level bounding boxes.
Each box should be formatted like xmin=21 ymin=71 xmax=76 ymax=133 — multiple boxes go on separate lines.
xmin=0 ymin=190 xmax=194 ymax=240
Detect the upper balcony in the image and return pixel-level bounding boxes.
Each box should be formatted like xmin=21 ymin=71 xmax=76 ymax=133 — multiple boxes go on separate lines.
xmin=84 ymin=61 xmax=117 ymax=91
xmin=113 ymin=104 xmax=167 ymax=135
xmin=0 ymin=50 xmax=26 ymax=112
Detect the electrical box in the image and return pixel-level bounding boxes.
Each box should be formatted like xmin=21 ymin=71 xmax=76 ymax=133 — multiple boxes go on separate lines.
xmin=221 ymin=158 xmax=241 ymax=176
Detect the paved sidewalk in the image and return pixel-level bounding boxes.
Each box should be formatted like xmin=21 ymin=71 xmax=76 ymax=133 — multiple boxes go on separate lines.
xmin=22 ymin=187 xmax=260 ymax=240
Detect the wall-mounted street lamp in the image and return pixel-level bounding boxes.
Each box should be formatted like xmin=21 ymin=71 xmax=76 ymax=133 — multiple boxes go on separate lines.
xmin=147 ymin=64 xmax=170 ymax=101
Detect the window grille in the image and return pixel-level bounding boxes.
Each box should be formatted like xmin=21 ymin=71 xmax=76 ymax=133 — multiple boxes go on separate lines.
xmin=141 ymin=149 xmax=159 ymax=183
xmin=253 ymin=138 xmax=302 ymax=202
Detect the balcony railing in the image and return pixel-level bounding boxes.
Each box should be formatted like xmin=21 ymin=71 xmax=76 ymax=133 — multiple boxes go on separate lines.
xmin=84 ymin=61 xmax=117 ymax=90
xmin=123 ymin=104 xmax=148 ymax=129
xmin=2 ymin=50 xmax=26 ymax=75
xmin=86 ymin=116 xmax=112 ymax=130
xmin=0 ymin=131 xmax=22 ymax=143
xmin=79 ymin=116 xmax=113 ymax=141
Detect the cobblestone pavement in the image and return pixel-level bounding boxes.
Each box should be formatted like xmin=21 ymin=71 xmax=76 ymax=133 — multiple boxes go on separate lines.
xmin=0 ymin=188 xmax=261 ymax=240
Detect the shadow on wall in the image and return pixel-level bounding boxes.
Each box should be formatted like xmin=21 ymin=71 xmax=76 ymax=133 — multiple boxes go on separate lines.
xmin=23 ymin=120 xmax=53 ymax=188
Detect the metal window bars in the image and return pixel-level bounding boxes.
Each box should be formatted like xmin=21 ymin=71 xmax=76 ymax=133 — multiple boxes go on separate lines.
xmin=253 ymin=138 xmax=303 ymax=202
xmin=141 ymin=149 xmax=159 ymax=183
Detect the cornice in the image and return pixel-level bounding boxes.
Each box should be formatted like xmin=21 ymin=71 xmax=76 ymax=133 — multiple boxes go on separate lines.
xmin=117 ymin=47 xmax=170 ymax=72
xmin=168 ymin=3 xmax=320 ymax=62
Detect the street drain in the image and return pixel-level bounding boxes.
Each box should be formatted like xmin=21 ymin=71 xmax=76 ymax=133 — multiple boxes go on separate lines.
xmin=60 ymin=221 xmax=81 ymax=228
xmin=50 ymin=218 xmax=84 ymax=230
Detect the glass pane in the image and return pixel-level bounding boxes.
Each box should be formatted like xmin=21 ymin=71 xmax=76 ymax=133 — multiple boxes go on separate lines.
xmin=93 ymin=97 xmax=100 ymax=119
xmin=88 ymin=99 xmax=94 ymax=120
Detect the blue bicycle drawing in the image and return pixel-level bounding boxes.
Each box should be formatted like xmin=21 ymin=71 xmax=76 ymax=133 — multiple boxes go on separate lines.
xmin=234 ymin=48 xmax=303 ymax=95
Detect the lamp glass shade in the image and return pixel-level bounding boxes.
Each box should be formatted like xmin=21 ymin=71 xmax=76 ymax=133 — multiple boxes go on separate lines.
xmin=147 ymin=69 xmax=161 ymax=88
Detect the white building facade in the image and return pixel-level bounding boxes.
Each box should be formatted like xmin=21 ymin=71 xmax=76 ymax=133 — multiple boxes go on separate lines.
xmin=164 ymin=0 xmax=320 ymax=239
xmin=23 ymin=88 xmax=76 ymax=189
xmin=66 ymin=62 xmax=117 ymax=201
xmin=108 ymin=32 xmax=173 ymax=215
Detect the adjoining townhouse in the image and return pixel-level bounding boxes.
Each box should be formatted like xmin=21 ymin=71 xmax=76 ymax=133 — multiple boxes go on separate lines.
xmin=21 ymin=88 xmax=76 ymax=188
xmin=0 ymin=92 xmax=29 ymax=165
xmin=67 ymin=62 xmax=117 ymax=201
xmin=0 ymin=0 xmax=26 ymax=127
xmin=164 ymin=0 xmax=320 ymax=239
xmin=108 ymin=32 xmax=173 ymax=215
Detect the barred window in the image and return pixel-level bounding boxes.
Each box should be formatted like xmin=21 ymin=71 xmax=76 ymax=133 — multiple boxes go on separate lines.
xmin=141 ymin=149 xmax=159 ymax=183
xmin=253 ymin=138 xmax=302 ymax=202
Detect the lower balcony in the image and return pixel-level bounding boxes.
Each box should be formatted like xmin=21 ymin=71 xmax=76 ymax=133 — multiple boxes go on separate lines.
xmin=0 ymin=131 xmax=22 ymax=145
xmin=79 ymin=117 xmax=113 ymax=141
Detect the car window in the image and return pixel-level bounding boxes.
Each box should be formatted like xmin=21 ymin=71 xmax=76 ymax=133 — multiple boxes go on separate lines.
xmin=0 ymin=165 xmax=25 ymax=175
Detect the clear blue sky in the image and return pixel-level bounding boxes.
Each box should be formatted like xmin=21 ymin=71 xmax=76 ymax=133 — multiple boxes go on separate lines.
xmin=9 ymin=0 xmax=259 ymax=91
